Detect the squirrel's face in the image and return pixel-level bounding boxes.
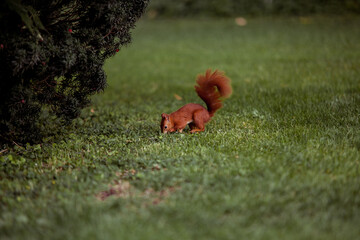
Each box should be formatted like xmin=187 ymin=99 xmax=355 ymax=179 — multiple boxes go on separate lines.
xmin=161 ymin=113 xmax=173 ymax=133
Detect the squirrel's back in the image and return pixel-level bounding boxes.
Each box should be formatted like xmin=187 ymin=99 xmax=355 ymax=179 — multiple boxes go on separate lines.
xmin=195 ymin=69 xmax=232 ymax=117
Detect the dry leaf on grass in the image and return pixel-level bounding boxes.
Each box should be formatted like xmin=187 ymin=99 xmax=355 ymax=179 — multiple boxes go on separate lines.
xmin=174 ymin=94 xmax=182 ymax=100
xmin=96 ymin=180 xmax=132 ymax=201
xmin=235 ymin=17 xmax=247 ymax=26
xmin=96 ymin=179 xmax=179 ymax=205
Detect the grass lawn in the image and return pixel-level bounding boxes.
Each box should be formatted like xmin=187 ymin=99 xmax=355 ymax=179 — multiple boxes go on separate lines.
xmin=1 ymin=17 xmax=360 ymax=239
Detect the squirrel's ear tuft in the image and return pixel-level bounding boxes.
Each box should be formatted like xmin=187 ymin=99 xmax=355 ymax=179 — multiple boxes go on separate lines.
xmin=162 ymin=113 xmax=170 ymax=120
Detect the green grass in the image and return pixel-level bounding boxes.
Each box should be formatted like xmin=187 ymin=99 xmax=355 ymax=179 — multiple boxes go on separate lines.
xmin=1 ymin=17 xmax=360 ymax=239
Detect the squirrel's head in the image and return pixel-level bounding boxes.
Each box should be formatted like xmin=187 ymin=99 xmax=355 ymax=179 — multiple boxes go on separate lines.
xmin=161 ymin=113 xmax=173 ymax=133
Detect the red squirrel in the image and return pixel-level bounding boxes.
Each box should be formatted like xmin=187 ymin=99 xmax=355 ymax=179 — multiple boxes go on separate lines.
xmin=161 ymin=69 xmax=232 ymax=133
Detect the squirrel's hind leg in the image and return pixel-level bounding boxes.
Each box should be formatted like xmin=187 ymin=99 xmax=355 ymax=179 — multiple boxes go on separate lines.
xmin=189 ymin=124 xmax=202 ymax=133
xmin=190 ymin=128 xmax=204 ymax=133
xmin=190 ymin=110 xmax=208 ymax=133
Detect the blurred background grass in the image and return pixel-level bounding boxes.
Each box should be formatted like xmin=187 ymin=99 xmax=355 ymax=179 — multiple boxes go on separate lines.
xmin=146 ymin=0 xmax=360 ymax=17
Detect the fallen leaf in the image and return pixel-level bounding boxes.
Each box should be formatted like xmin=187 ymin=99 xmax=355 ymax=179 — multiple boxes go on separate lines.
xmin=235 ymin=17 xmax=247 ymax=26
xmin=174 ymin=94 xmax=182 ymax=100
xmin=147 ymin=10 xmax=157 ymax=19
xmin=95 ymin=180 xmax=132 ymax=201
xmin=299 ymin=17 xmax=312 ymax=25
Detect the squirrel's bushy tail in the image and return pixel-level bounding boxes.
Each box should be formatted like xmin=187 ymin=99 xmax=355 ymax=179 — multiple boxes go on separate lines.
xmin=195 ymin=69 xmax=232 ymax=117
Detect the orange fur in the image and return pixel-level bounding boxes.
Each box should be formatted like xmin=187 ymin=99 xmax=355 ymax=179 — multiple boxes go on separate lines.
xmin=161 ymin=69 xmax=232 ymax=133
xmin=195 ymin=69 xmax=232 ymax=117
